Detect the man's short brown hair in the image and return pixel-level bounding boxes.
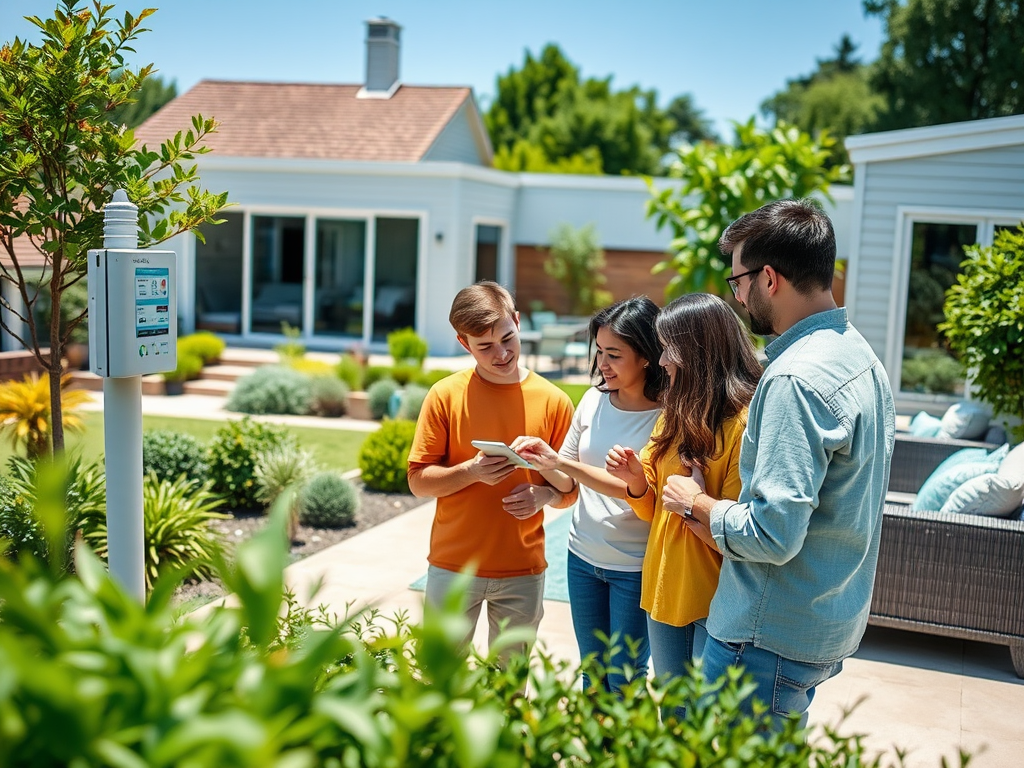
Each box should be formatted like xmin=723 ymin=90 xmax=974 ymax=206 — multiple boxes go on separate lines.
xmin=449 ymin=281 xmax=517 ymax=338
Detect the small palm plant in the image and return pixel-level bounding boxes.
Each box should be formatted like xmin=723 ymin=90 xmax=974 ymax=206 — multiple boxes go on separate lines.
xmin=0 ymin=373 xmax=92 ymax=460
xmin=254 ymin=444 xmax=317 ymax=541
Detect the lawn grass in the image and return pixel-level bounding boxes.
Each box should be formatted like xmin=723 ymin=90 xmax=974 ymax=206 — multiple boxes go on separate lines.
xmin=553 ymin=382 xmax=589 ymax=407
xmin=0 ymin=412 xmax=371 ymax=471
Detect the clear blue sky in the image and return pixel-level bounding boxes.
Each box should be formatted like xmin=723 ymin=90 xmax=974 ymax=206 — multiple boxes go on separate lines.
xmin=1 ymin=0 xmax=884 ymax=139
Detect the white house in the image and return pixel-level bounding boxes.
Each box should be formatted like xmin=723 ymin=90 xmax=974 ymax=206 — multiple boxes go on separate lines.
xmin=845 ymin=114 xmax=1024 ymax=402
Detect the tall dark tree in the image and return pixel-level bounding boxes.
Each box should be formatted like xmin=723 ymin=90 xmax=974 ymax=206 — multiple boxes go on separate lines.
xmin=108 ymin=73 xmax=176 ymax=128
xmin=665 ymin=93 xmax=718 ymax=145
xmin=485 ymin=44 xmax=687 ymax=175
xmin=865 ymin=0 xmax=1024 ymax=130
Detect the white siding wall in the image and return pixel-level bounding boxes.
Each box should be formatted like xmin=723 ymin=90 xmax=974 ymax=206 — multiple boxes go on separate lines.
xmin=422 ymin=102 xmax=487 ymax=165
xmin=849 ymin=145 xmax=1024 ymax=372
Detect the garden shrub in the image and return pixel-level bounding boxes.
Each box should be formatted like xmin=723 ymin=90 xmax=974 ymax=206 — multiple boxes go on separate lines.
xmin=367 ymin=378 xmax=400 ymax=420
xmin=287 ymin=358 xmax=335 ymax=378
xmin=165 ymin=348 xmax=204 ymax=383
xmin=387 ymin=326 xmax=428 ymax=366
xmin=177 ymin=331 xmax=225 ymax=364
xmin=142 ymin=429 xmax=209 ymax=482
xmin=363 ymin=365 xmax=394 ymax=389
xmin=207 ymin=418 xmax=296 ymax=510
xmin=299 ymin=471 xmax=359 ymax=528
xmin=359 ymin=419 xmax=416 ymax=492
xmin=900 ymin=349 xmax=962 ymax=395
xmin=396 ymin=383 xmax=428 ymax=421
xmin=389 ymin=362 xmax=420 ymax=386
xmin=274 ymin=321 xmax=305 ymax=360
xmin=79 ymin=474 xmax=227 ymax=590
xmin=227 ymin=365 xmax=312 ymax=415
xmin=0 ymin=501 xmax=921 ymax=767
xmin=0 ymin=473 xmax=37 ymax=562
xmin=336 ymin=353 xmax=365 ymax=391
xmin=254 ymin=444 xmax=316 ymax=511
xmin=413 ymin=368 xmax=453 ymax=388
xmin=309 ymin=376 xmax=350 ymax=417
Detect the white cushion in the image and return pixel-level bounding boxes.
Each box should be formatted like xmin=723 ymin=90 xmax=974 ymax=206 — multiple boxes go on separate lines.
xmin=940 ymin=472 xmax=1024 ymax=517
xmin=999 ymin=442 xmax=1024 ymax=484
xmin=939 ymin=401 xmax=990 ymax=441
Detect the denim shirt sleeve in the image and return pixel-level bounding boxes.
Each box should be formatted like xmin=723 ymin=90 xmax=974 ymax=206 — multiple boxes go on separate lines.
xmin=710 ymin=375 xmax=844 ymax=564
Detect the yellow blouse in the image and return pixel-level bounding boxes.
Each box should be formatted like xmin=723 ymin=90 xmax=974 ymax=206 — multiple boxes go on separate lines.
xmin=626 ymin=410 xmax=747 ymax=627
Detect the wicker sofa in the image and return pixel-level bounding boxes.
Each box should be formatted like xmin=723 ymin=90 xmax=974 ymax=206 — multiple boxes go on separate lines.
xmin=870 ymin=433 xmax=1024 ymax=677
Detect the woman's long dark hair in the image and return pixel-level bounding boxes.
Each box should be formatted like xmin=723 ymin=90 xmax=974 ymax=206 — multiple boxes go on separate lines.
xmin=649 ymin=293 xmax=762 ymax=467
xmin=588 ymin=296 xmax=667 ymax=403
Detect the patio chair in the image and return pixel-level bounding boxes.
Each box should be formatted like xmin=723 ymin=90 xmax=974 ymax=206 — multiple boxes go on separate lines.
xmin=870 ymin=433 xmax=1024 ymax=677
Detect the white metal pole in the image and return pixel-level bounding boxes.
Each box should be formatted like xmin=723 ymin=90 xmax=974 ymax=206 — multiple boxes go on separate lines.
xmin=102 ymin=189 xmax=145 ymax=602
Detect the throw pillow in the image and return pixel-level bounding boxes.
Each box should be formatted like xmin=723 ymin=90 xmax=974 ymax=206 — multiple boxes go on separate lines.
xmin=908 ymin=411 xmax=943 ymax=438
xmin=999 ymin=442 xmax=1024 ymax=484
xmin=984 ymin=424 xmax=1008 ymax=445
xmin=940 ymin=473 xmax=1024 ymax=517
xmin=939 ymin=401 xmax=990 ymax=441
xmin=911 ymin=444 xmax=1009 ymax=512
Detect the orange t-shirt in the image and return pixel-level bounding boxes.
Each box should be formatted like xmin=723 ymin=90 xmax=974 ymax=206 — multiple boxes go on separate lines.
xmin=408 ymin=368 xmax=574 ymax=578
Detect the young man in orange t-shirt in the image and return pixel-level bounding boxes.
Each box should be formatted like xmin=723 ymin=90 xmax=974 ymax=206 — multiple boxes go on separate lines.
xmin=408 ymin=281 xmax=575 ymax=654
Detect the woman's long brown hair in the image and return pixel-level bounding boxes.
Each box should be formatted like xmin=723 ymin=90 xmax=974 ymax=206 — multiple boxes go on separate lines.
xmin=648 ymin=293 xmax=762 ymax=467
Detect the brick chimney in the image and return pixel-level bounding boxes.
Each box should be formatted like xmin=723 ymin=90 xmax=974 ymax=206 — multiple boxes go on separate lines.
xmin=361 ymin=17 xmax=401 ymax=98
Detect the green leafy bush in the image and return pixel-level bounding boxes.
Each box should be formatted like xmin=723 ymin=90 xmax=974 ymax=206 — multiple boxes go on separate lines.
xmin=164 ymin=348 xmax=204 ymax=383
xmin=227 ymin=365 xmax=312 ymax=415
xmin=413 ymin=368 xmax=453 ymax=388
xmin=387 ymin=326 xmax=429 ymax=366
xmin=367 ymin=378 xmax=400 ymax=420
xmin=299 ymin=471 xmax=359 ymax=528
xmin=363 ymin=365 xmax=394 ymax=389
xmin=359 ymin=419 xmax=416 ymax=492
xmin=207 ymin=418 xmax=296 ymax=510
xmin=309 ymin=375 xmax=350 ymax=417
xmin=254 ymin=444 xmax=316 ymax=510
xmin=0 ymin=473 xmax=37 ymax=562
xmin=336 ymin=353 xmax=366 ymax=391
xmin=178 ymin=331 xmax=225 ymax=363
xmin=389 ymin=362 xmax=420 ymax=386
xmin=79 ymin=474 xmax=226 ymax=590
xmin=274 ymin=321 xmax=305 ymax=360
xmin=396 ymin=383 xmax=428 ymax=421
xmin=142 ymin=429 xmax=209 ymax=482
xmin=287 ymin=357 xmax=335 ymax=377
xmin=941 ymin=224 xmax=1024 ymax=441
xmin=900 ymin=350 xmax=963 ymax=395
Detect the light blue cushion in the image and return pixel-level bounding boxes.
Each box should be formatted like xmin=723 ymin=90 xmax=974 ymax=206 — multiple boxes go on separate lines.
xmin=940 ymin=473 xmax=1024 ymax=517
xmin=912 ymin=444 xmax=1009 ymax=511
xmin=909 ymin=411 xmax=943 ymax=438
xmin=939 ymin=401 xmax=990 ymax=440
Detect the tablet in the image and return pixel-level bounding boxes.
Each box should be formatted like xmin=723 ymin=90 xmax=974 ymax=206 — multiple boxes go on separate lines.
xmin=470 ymin=440 xmax=536 ymax=470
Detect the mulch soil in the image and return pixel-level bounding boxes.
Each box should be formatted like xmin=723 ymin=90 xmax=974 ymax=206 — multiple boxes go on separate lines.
xmin=174 ymin=481 xmax=425 ymax=608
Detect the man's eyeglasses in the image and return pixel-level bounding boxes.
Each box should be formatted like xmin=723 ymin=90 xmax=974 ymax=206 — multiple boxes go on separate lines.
xmin=725 ymin=266 xmax=764 ymax=297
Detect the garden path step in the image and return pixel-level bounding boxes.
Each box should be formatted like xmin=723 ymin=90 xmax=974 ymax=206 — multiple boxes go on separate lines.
xmin=197 ymin=364 xmax=255 ymax=383
xmin=182 ymin=379 xmax=235 ymax=397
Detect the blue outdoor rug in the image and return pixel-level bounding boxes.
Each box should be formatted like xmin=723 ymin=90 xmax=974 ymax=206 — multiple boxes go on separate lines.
xmin=409 ymin=510 xmax=571 ymax=603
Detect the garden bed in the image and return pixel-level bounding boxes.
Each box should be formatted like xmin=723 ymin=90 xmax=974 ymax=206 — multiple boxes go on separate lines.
xmin=175 ymin=481 xmax=425 ymax=607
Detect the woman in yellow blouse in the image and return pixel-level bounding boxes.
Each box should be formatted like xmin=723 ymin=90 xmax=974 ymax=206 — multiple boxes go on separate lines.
xmin=607 ymin=293 xmax=761 ymax=683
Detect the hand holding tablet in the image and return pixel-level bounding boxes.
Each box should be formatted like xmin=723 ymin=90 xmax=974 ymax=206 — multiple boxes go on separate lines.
xmin=471 ymin=440 xmax=537 ymax=470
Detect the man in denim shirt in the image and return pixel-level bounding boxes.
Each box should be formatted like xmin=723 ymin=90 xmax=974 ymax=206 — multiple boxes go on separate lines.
xmin=671 ymin=199 xmax=896 ymax=728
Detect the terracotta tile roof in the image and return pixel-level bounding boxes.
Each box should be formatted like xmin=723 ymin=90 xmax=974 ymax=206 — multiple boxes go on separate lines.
xmin=133 ymin=80 xmax=477 ymax=162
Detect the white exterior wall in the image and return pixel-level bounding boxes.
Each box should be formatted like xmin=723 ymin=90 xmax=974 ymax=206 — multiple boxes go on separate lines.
xmin=422 ymin=101 xmax=488 ymax=165
xmin=847 ymin=145 xmax=1024 ymax=378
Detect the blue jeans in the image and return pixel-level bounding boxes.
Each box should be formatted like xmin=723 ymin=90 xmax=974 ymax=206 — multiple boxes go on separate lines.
xmin=701 ymin=635 xmax=844 ymax=730
xmin=646 ymin=615 xmax=707 ymax=683
xmin=567 ymin=551 xmax=649 ymax=693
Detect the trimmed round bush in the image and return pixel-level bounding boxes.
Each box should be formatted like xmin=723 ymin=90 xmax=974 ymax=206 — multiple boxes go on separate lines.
xmin=299 ymin=471 xmax=360 ymax=528
xmin=367 ymin=378 xmax=400 ymax=420
xmin=309 ymin=376 xmax=350 ymax=417
xmin=165 ymin=350 xmax=204 ymax=383
xmin=359 ymin=419 xmax=416 ymax=492
xmin=142 ymin=429 xmax=209 ymax=482
xmin=413 ymin=369 xmax=453 ymax=388
xmin=178 ymin=331 xmax=225 ymax=364
xmin=396 ymin=383 xmax=428 ymax=421
xmin=363 ymin=365 xmax=394 ymax=389
xmin=336 ymin=354 xmax=365 ymax=391
xmin=390 ymin=363 xmax=420 ymax=386
xmin=227 ymin=365 xmax=312 ymax=415
xmin=386 ymin=327 xmax=429 ymax=366
xmin=207 ymin=418 xmax=296 ymax=510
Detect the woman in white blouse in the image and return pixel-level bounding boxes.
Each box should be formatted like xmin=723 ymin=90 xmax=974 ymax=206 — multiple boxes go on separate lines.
xmin=513 ymin=297 xmax=665 ymax=693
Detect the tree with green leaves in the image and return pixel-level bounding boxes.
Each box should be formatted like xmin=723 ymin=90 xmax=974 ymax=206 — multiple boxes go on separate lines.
xmin=485 ymin=43 xmax=681 ymax=175
xmin=761 ymin=35 xmax=885 ymax=168
xmin=544 ymin=223 xmax=612 ymax=316
xmin=865 ymin=0 xmax=1024 ymax=130
xmin=646 ymin=119 xmax=848 ymax=299
xmin=666 ymin=93 xmax=719 ymax=145
xmin=0 ymin=1 xmax=228 ymax=455
xmin=108 ymin=73 xmax=176 ymax=128
xmin=940 ymin=225 xmax=1024 ymax=441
